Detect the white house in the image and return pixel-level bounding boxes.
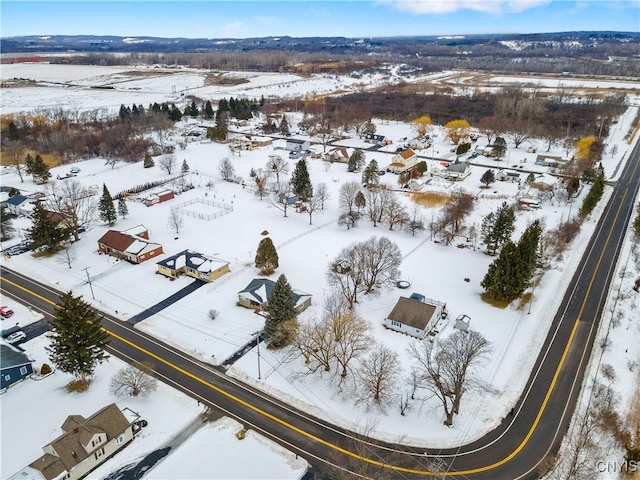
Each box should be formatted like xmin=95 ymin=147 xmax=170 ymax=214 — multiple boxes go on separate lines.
xmin=384 ymin=296 xmax=446 ymax=339
xmin=387 ymin=148 xmax=418 ymax=174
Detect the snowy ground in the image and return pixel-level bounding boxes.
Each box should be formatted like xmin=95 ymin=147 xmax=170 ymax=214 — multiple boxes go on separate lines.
xmin=1 ymin=64 xmax=639 ymax=474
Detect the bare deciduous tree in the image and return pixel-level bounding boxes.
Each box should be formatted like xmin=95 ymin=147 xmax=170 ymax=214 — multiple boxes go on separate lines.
xmin=109 ymin=362 xmax=158 ymax=397
xmin=315 ymin=182 xmax=329 ymax=210
xmin=168 ymin=208 xmax=184 ymax=234
xmin=46 ymin=180 xmax=97 ymax=242
xmin=271 ymin=192 xmax=291 ymax=218
xmin=406 ymin=205 xmax=425 ymax=236
xmin=218 ymin=157 xmax=235 ymax=182
xmin=338 ymin=181 xmax=361 ymax=215
xmin=409 ymin=330 xmax=492 ymax=426
xmin=266 ymin=154 xmax=289 ymax=191
xmin=331 ymin=309 xmax=372 ymax=390
xmin=357 ymin=344 xmax=401 ymax=408
xmin=57 ymin=244 xmax=77 ymax=269
xmin=383 ymin=196 xmax=409 ymax=231
xmin=158 ymin=153 xmax=176 ymax=174
xmin=3 ymin=141 xmax=26 ymax=183
xmin=305 ymin=188 xmax=324 ymax=225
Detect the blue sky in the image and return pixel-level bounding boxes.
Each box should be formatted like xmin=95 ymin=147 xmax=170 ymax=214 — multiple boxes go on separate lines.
xmin=1 ymin=1 xmax=638 ymax=38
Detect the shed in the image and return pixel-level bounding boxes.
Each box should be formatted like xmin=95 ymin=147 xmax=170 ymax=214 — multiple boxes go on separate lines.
xmin=1 ymin=343 xmax=34 ymax=390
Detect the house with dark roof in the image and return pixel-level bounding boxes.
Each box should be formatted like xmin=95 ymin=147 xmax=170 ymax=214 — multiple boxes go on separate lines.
xmin=97 ymin=226 xmax=163 ymax=264
xmin=238 ymin=278 xmax=312 ymax=312
xmin=9 ymin=403 xmax=133 ymax=480
xmin=325 ymin=146 xmax=350 ymax=164
xmin=384 ymin=296 xmax=446 ymax=339
xmin=5 ymin=195 xmax=33 ymax=217
xmin=1 ymin=343 xmax=34 ymax=390
xmin=446 ymin=161 xmax=471 ymax=181
xmin=285 ymin=138 xmax=310 ymax=152
xmin=156 ymin=249 xmax=230 ymax=282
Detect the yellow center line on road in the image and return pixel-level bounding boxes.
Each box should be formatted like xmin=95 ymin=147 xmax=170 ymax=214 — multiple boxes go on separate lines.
xmin=0 ymin=188 xmax=629 ymax=480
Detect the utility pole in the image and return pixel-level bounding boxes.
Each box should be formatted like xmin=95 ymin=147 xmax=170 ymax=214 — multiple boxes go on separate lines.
xmin=255 ymin=331 xmax=262 ymax=380
xmin=82 ymin=267 xmax=95 ymax=300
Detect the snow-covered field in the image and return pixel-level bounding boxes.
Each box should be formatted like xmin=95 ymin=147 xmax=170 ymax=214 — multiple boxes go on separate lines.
xmin=1 ymin=63 xmax=639 ymax=477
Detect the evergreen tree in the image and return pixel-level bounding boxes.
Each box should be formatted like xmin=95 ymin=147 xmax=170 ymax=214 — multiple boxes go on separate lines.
xmin=578 ymin=170 xmax=605 ymax=218
xmin=633 ymin=202 xmax=640 ymax=239
xmin=26 ymin=203 xmax=65 ymax=253
xmin=204 ymin=100 xmax=215 ymax=119
xmin=131 ymin=104 xmax=140 ymax=117
xmin=188 ymin=100 xmax=199 ymax=117
xmin=118 ymin=197 xmax=129 ymax=219
xmin=279 ymin=116 xmax=290 ymax=135
xmin=481 ymin=241 xmax=527 ymax=302
xmin=255 ymin=237 xmax=279 ymax=275
xmin=361 ymin=159 xmax=380 ymax=185
xmin=169 ymin=104 xmax=182 ymax=122
xmin=291 ymin=158 xmax=312 ymax=201
xmin=263 ymin=274 xmax=297 ymax=348
xmin=348 ymin=148 xmax=365 ymax=172
xmin=182 ymin=159 xmax=190 ymax=173
xmin=517 ymin=219 xmax=542 ymax=279
xmin=481 ymin=202 xmax=515 ymax=254
xmin=46 ymin=291 xmax=110 ymax=384
xmin=25 ymin=154 xmax=50 ymax=184
xmin=119 ymin=104 xmax=130 ymax=121
xmin=0 ymin=205 xmax=15 ymax=241
xmin=363 ymin=119 xmax=376 ymax=136
xmin=493 ymin=136 xmax=507 ymax=160
xmin=480 ymin=169 xmax=496 ymax=187
xmin=143 ymin=154 xmax=155 ymax=168
xmin=99 ymin=184 xmax=117 ymax=226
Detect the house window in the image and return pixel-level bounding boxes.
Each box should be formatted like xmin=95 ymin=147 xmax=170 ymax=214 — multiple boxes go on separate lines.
xmin=391 ymin=321 xmax=401 ymax=328
xmin=95 ymin=448 xmax=104 ymax=460
xmin=20 ymin=366 xmax=28 ymax=375
xmin=116 ymin=435 xmax=125 ymax=445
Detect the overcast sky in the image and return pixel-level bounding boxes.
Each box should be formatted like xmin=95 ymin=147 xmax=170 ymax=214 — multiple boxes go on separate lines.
xmin=1 ymin=1 xmax=638 ymax=38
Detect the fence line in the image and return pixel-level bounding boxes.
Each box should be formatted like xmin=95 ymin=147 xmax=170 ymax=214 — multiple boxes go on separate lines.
xmin=173 ymin=197 xmax=233 ymax=222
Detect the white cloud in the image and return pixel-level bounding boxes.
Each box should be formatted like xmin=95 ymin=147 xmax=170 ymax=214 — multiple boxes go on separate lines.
xmin=384 ymin=0 xmax=551 ymax=14
xmin=219 ymin=22 xmax=245 ymax=37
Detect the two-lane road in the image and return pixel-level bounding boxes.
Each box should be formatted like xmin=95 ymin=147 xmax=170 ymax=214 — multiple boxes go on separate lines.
xmin=2 ymin=137 xmax=639 ymax=479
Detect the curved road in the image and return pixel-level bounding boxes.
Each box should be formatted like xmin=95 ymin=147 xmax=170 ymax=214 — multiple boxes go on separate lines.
xmin=2 ymin=138 xmax=639 ymax=479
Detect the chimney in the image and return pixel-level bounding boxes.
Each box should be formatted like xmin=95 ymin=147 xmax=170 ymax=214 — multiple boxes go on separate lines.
xmin=73 ymin=427 xmax=79 ymax=434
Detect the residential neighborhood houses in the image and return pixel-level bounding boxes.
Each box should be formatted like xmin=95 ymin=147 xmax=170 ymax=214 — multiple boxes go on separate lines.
xmin=97 ymin=225 xmax=163 ymax=264
xmin=0 ymin=59 xmax=637 ymax=480
xmin=9 ymin=403 xmax=135 ymax=480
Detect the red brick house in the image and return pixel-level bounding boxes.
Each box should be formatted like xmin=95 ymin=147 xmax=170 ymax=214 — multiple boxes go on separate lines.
xmin=97 ymin=226 xmax=163 ymax=264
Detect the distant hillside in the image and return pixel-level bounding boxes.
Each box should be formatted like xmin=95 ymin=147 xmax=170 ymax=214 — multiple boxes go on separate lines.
xmin=2 ymin=32 xmax=639 ymax=77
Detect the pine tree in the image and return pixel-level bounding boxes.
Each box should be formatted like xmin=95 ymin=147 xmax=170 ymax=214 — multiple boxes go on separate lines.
xmin=263 ymin=274 xmax=297 ymax=348
xmin=188 ymin=100 xmax=199 ymax=117
xmin=118 ymin=197 xmax=129 ymax=219
xmin=291 ymin=158 xmax=312 ymax=201
xmin=481 ymin=241 xmax=526 ymax=302
xmin=633 ymin=202 xmax=640 ymax=239
xmin=348 ymin=148 xmax=365 ymax=172
xmin=482 ymin=202 xmax=515 ymax=254
xmin=0 ymin=205 xmax=15 ymax=241
xmin=362 ymin=159 xmax=380 ymax=185
xmin=143 ymin=154 xmax=155 ymax=168
xmin=99 ymin=184 xmax=117 ymax=226
xmin=279 ymin=116 xmax=290 ymax=135
xmin=480 ymin=169 xmax=496 ymax=187
xmin=255 ymin=237 xmax=279 ymax=275
xmin=182 ymin=159 xmax=190 ymax=173
xmin=26 ymin=203 xmax=65 ymax=253
xmin=25 ymin=154 xmax=50 ymax=184
xmin=517 ymin=219 xmax=542 ymax=279
xmin=578 ymin=170 xmax=605 ymax=218
xmin=493 ymin=136 xmax=507 ymax=160
xmin=204 ymin=100 xmax=215 ymax=119
xmin=46 ymin=291 xmax=110 ymax=384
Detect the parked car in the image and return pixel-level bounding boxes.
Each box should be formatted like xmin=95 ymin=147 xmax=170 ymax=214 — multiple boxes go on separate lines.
xmin=0 ymin=306 xmax=15 ymax=318
xmin=70 ymin=166 xmax=81 ymax=174
xmin=5 ymin=243 xmax=30 ymax=256
xmin=5 ymin=331 xmax=26 ymax=344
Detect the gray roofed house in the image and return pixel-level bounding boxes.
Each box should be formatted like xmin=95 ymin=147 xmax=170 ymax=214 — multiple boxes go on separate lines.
xmin=157 ymin=249 xmax=230 ymax=282
xmin=446 ymin=161 xmax=471 ymax=180
xmin=238 ymin=278 xmax=312 ymax=312
xmin=5 ymin=194 xmax=33 ymax=216
xmin=1 ymin=343 xmax=34 ymax=390
xmin=384 ymin=296 xmax=446 ymax=339
xmin=9 ymin=403 xmax=134 ymax=480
